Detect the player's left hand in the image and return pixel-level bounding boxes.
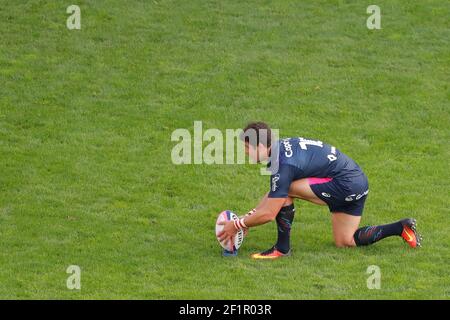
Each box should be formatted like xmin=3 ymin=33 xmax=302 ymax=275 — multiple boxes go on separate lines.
xmin=217 ymin=220 xmax=238 ymax=243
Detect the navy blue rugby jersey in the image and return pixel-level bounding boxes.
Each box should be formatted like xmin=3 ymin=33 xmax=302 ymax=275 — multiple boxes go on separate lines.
xmin=267 ymin=137 xmax=364 ymax=198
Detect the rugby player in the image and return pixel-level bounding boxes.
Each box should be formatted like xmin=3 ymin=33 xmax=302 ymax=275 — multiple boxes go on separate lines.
xmin=218 ymin=122 xmax=421 ymax=259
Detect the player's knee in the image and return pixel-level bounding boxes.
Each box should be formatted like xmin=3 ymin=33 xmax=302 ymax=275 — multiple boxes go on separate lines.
xmin=283 ymin=197 xmax=293 ymax=206
xmin=334 ymin=238 xmax=356 ymax=248
xmin=334 ymin=241 xmax=346 ymax=248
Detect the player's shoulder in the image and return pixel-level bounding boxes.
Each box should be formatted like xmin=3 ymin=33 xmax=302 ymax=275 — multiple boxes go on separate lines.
xmin=275 ymin=138 xmax=299 ymax=164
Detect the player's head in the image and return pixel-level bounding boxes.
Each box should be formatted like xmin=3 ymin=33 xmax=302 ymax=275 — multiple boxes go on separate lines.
xmin=241 ymin=121 xmax=272 ymax=163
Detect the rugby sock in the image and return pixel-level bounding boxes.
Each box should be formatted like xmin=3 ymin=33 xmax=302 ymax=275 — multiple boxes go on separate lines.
xmin=275 ymin=204 xmax=295 ymax=254
xmin=353 ymin=221 xmax=403 ymax=246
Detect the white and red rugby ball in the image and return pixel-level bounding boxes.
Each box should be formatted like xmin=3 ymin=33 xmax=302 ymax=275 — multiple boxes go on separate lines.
xmin=215 ymin=210 xmax=244 ymax=251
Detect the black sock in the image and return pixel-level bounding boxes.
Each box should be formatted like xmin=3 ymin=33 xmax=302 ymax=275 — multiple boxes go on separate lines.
xmin=275 ymin=204 xmax=295 ymax=253
xmin=353 ymin=221 xmax=403 ymax=246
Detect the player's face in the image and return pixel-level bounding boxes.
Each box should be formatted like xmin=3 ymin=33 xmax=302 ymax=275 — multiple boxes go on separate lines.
xmin=245 ymin=142 xmax=268 ymax=163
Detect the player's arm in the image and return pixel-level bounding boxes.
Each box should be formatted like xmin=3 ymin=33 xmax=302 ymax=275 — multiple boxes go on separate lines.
xmin=240 ymin=197 xmax=286 ymax=227
xmin=218 ymin=164 xmax=296 ymax=242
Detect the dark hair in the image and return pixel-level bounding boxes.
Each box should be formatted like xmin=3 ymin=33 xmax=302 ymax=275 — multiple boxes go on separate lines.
xmin=241 ymin=121 xmax=272 ymax=147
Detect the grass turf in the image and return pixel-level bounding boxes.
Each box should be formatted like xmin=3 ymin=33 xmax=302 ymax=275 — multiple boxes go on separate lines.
xmin=0 ymin=0 xmax=449 ymax=299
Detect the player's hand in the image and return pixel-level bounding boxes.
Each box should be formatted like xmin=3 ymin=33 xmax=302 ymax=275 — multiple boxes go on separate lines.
xmin=217 ymin=220 xmax=238 ymax=243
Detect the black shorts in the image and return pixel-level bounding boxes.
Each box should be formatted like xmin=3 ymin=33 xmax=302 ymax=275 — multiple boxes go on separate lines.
xmin=308 ymin=174 xmax=369 ymax=216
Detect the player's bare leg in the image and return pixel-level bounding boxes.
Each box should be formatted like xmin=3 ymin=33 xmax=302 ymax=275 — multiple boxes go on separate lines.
xmin=287 ymin=178 xmax=327 ymax=205
xmin=330 ymin=213 xmax=423 ymax=248
xmin=288 ymin=180 xmax=362 ymax=247
xmin=331 ymin=213 xmax=361 ymax=247
xmin=287 ymin=179 xmax=422 ymax=248
xmin=287 ymin=179 xmax=361 ymax=247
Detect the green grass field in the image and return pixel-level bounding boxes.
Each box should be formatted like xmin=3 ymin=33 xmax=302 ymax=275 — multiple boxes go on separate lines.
xmin=0 ymin=0 xmax=449 ymax=299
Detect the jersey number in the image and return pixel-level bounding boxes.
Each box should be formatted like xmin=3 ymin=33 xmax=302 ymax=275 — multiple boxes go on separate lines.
xmin=298 ymin=138 xmax=323 ymax=150
xmin=298 ymin=138 xmax=337 ymax=162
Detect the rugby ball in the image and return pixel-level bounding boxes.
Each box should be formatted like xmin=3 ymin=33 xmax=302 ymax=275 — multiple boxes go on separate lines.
xmin=215 ymin=210 xmax=244 ymax=251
